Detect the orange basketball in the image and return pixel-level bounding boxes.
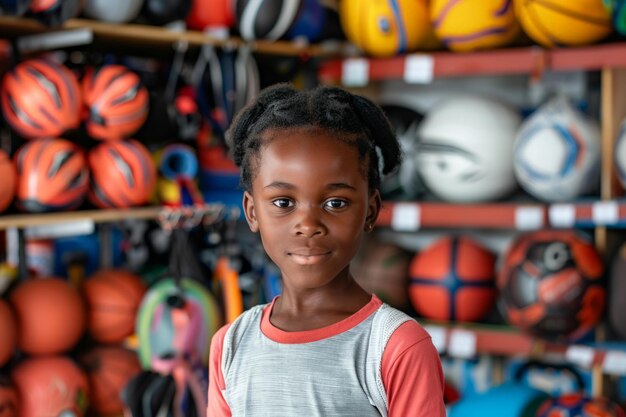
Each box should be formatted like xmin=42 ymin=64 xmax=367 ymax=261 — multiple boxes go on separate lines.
xmin=9 ymin=278 xmax=86 ymax=355
xmin=82 ymin=269 xmax=147 ymax=343
xmin=0 ymin=300 xmax=16 ymax=367
xmin=0 ymin=375 xmax=18 ymax=417
xmin=11 ymin=356 xmax=89 ymax=417
xmin=79 ymin=346 xmax=141 ymax=415
xmin=0 ymin=150 xmax=16 ymax=213
xmin=409 ymin=236 xmax=497 ymax=322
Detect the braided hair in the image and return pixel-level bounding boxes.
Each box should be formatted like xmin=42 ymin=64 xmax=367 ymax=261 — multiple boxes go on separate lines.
xmin=226 ymin=83 xmax=402 ymax=193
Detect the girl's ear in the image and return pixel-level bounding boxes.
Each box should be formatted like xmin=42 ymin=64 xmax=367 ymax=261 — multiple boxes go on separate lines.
xmin=365 ymin=189 xmax=381 ymax=231
xmin=242 ymin=191 xmax=259 ymax=232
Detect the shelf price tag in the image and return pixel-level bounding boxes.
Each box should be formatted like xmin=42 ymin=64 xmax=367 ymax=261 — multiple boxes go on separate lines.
xmin=549 ymin=204 xmax=576 ymax=228
xmin=515 ymin=206 xmax=544 ymax=230
xmin=603 ymin=351 xmax=626 ymax=375
xmin=391 ymin=203 xmax=420 ymax=231
xmin=565 ymin=345 xmax=595 ymax=369
xmin=341 ymin=58 xmax=369 ymax=87
xmin=592 ymin=201 xmax=619 ymax=225
xmin=403 ymin=54 xmax=434 ymax=84
xmin=25 ymin=220 xmax=95 ymax=239
xmin=424 ymin=325 xmax=447 ymax=353
xmin=448 ymin=329 xmax=477 ymax=359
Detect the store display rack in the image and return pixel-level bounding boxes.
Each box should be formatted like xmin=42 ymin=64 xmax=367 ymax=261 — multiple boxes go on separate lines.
xmin=423 ymin=320 xmax=626 ymax=377
xmin=0 ymin=15 xmax=345 ymax=57
xmin=376 ymin=200 xmax=626 ymax=231
xmin=318 ymin=41 xmax=626 ymax=85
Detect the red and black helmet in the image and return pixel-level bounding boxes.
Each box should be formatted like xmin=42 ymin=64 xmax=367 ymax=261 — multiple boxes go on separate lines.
xmin=1 ymin=59 xmax=81 ymax=140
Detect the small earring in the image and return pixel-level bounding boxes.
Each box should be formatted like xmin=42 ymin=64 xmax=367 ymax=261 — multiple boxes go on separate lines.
xmin=366 ymin=224 xmax=374 ymax=232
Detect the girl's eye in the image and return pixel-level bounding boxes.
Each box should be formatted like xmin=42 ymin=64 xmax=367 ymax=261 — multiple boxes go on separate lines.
xmin=325 ymin=199 xmax=348 ymax=209
xmin=272 ymin=198 xmax=293 ymax=208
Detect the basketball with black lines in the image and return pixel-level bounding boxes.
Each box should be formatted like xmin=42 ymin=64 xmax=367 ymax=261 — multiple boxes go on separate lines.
xmin=82 ymin=269 xmax=147 ymax=343
xmin=536 ymin=393 xmax=626 ymax=417
xmin=498 ymin=230 xmax=605 ymax=341
xmin=431 ymin=0 xmax=521 ymax=52
xmin=13 ymin=138 xmax=89 ymax=213
xmin=514 ymin=0 xmax=613 ymax=47
xmin=87 ymin=139 xmax=157 ymax=208
xmin=79 ymin=346 xmax=142 ymax=416
xmin=81 ymin=64 xmax=149 ymax=141
xmin=409 ymin=236 xmax=497 ymax=322
xmin=0 ymin=58 xmax=81 ymax=139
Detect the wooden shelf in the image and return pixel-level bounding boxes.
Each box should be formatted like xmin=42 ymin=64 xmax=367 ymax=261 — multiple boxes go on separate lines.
xmin=0 ymin=206 xmax=162 ymax=230
xmin=376 ymin=200 xmax=626 ymax=231
xmin=0 ymin=16 xmax=345 ymax=57
xmin=318 ymin=42 xmax=626 ymax=85
xmin=422 ymin=320 xmax=626 ymax=376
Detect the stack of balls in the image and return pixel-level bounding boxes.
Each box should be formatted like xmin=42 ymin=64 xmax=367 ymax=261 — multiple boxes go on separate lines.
xmin=0 ymin=58 xmax=157 ymax=212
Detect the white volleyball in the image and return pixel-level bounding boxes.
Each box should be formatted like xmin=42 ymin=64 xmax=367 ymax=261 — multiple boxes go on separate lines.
xmin=514 ymin=96 xmax=600 ymax=202
xmin=416 ymin=94 xmax=521 ymax=203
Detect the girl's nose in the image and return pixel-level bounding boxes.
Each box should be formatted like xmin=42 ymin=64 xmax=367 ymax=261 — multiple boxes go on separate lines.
xmin=293 ymin=206 xmax=326 ymax=237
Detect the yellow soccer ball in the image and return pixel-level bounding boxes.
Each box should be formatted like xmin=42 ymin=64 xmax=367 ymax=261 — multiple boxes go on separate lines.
xmin=339 ymin=0 xmax=431 ymax=57
xmin=515 ymin=0 xmax=612 ymax=48
xmin=431 ymin=0 xmax=521 ymax=52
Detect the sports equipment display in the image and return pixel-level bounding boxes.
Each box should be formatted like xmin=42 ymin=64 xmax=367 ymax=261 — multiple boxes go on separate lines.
xmin=88 ymin=139 xmax=157 ymax=208
xmin=186 ymin=0 xmax=234 ymax=30
xmin=514 ymin=0 xmax=612 ymax=47
xmin=14 ymin=138 xmax=89 ymax=213
xmin=1 ymin=59 xmax=81 ymax=139
xmin=514 ymin=96 xmax=601 ymax=202
xmin=409 ymin=235 xmax=497 ymax=322
xmin=431 ymin=0 xmax=520 ymax=52
xmin=417 ymin=94 xmax=521 ymax=202
xmin=82 ymin=65 xmax=149 ymax=141
xmin=536 ymin=393 xmax=626 ymax=417
xmin=235 ymin=0 xmax=300 ymax=40
xmin=0 ymin=300 xmax=16 ymax=367
xmin=339 ymin=0 xmax=430 ymax=57
xmin=498 ymin=230 xmax=605 ymax=341
xmin=83 ymin=0 xmax=144 ymax=23
xmin=80 ymin=346 xmax=142 ymax=415
xmin=9 ymin=277 xmax=86 ymax=355
xmin=379 ymin=104 xmax=424 ymax=200
xmin=0 ymin=149 xmax=15 ymax=213
xmin=82 ymin=269 xmax=147 ymax=343
xmin=11 ymin=356 xmax=89 ymax=417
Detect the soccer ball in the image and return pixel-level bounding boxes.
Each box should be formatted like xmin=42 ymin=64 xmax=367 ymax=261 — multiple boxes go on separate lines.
xmin=513 ymin=96 xmax=601 ymax=202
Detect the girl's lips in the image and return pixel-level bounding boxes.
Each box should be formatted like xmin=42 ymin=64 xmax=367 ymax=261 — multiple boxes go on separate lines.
xmin=288 ymin=251 xmax=331 ymax=265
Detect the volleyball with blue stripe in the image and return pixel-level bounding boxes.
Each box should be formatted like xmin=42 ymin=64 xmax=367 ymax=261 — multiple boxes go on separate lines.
xmin=409 ymin=236 xmax=497 ymax=322
xmin=339 ymin=0 xmax=430 ymax=57
xmin=513 ymin=96 xmax=601 ymax=202
xmin=431 ymin=0 xmax=520 ymax=52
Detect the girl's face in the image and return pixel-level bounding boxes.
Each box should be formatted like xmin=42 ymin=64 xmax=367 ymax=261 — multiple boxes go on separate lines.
xmin=243 ymin=127 xmax=380 ymax=291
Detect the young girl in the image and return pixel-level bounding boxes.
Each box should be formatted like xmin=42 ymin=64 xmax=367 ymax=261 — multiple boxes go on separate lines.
xmin=208 ymin=84 xmax=446 ymax=416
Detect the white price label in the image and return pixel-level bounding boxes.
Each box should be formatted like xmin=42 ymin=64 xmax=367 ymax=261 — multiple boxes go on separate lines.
xmin=391 ymin=203 xmax=420 ymax=231
xmin=515 ymin=206 xmax=544 ymax=230
xmin=424 ymin=325 xmax=447 ymax=353
xmin=592 ymin=201 xmax=619 ymax=225
xmin=403 ymin=54 xmax=434 ymax=84
xmin=341 ymin=58 xmax=369 ymax=87
xmin=448 ymin=329 xmax=477 ymax=359
xmin=565 ymin=345 xmax=595 ymax=369
xmin=549 ymin=204 xmax=576 ymax=228
xmin=603 ymin=351 xmax=626 ymax=375
xmin=25 ymin=220 xmax=95 ymax=239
